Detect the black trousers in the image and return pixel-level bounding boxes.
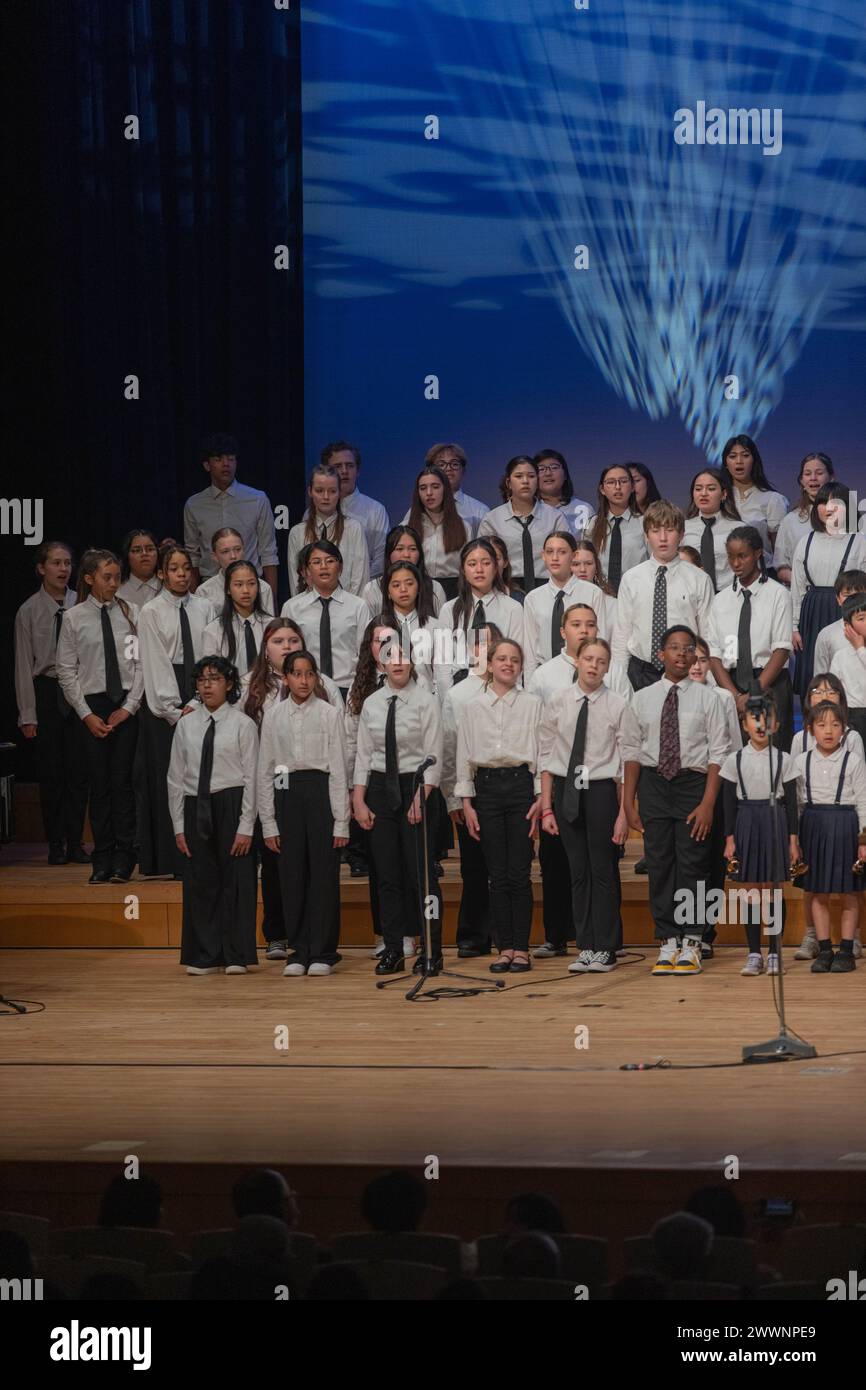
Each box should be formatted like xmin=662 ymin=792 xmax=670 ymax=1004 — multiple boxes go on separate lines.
xmin=637 ymin=767 xmax=713 ymax=941
xmin=33 ymin=674 xmax=88 ymax=851
xmin=455 ymin=817 xmax=491 ymax=951
xmin=135 ymin=702 xmax=184 ymax=876
xmin=628 ymin=656 xmax=662 ymax=692
xmin=254 ymin=819 xmax=284 ymax=942
xmin=180 ymin=787 xmax=257 ymax=968
xmin=275 ymin=773 xmax=341 ymax=965
xmin=554 ymin=778 xmax=621 ymax=955
xmin=538 ymin=829 xmax=575 ymax=947
xmin=473 ymin=765 xmax=535 ymax=952
xmin=79 ymin=693 xmax=137 ymax=873
xmin=367 ymin=771 xmax=442 ymax=955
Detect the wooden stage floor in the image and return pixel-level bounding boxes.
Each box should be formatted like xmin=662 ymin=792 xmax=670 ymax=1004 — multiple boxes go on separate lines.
xmin=3 ymin=944 xmax=866 ymax=1173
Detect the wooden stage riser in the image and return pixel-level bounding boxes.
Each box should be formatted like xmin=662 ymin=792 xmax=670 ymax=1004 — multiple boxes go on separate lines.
xmin=0 ymin=900 xmax=808 ymax=948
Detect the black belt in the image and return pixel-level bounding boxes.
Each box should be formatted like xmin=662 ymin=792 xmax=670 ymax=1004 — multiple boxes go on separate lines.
xmin=475 ymin=763 xmax=530 ymax=779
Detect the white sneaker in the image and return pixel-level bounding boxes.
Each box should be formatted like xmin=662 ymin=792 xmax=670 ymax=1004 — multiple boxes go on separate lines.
xmin=765 ymin=953 xmax=780 ymax=976
xmin=854 ymin=933 xmax=863 ymax=961
xmin=569 ymin=950 xmax=595 ymax=974
xmin=225 ymin=965 xmax=247 ymax=975
xmin=652 ymin=938 xmax=679 ymax=975
xmin=283 ymin=962 xmax=306 ymax=976
xmin=186 ymin=966 xmax=219 ymax=976
xmin=741 ymin=952 xmax=764 ymax=976
xmin=673 ymin=940 xmax=702 ymax=975
xmin=403 ymin=936 xmax=418 ymax=958
xmin=307 ymin=962 xmax=332 ymax=976
xmin=371 ymin=937 xmax=385 ymax=959
xmin=794 ymin=934 xmax=818 ymax=961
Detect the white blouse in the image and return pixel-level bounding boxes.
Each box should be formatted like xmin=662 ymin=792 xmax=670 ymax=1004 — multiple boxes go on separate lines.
xmin=287 ymin=513 xmax=370 ymax=597
xmin=400 ymin=511 xmax=471 ymax=580
xmin=454 ymin=685 xmax=542 ymax=797
xmin=166 ymin=700 xmax=259 ymax=836
xmin=256 ymin=694 xmax=350 ymax=839
xmin=138 ymin=590 xmax=215 ymax=723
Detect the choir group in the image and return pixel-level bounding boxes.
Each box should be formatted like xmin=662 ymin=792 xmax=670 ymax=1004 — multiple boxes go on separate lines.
xmin=14 ymin=434 xmax=866 ymax=979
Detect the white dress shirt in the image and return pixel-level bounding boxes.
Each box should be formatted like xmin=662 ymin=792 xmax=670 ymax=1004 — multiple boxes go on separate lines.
xmin=682 ymin=514 xmax=743 ymax=590
xmin=707 ymin=577 xmax=793 ymax=670
xmin=720 ymin=743 xmax=798 ymax=799
xmin=256 ymin=694 xmax=350 ymax=839
xmin=183 ymin=480 xmax=279 ymax=577
xmin=341 ymin=488 xmax=390 ymax=577
xmin=521 ymin=576 xmax=605 ymax=683
xmin=361 ymin=576 xmax=447 ymax=616
xmin=706 ymin=683 xmax=742 ymax=755
xmin=791 ymin=531 xmax=866 ymax=627
xmin=795 ymin=743 xmax=866 ymax=827
xmin=355 ymin=680 xmax=443 ymax=786
xmin=612 ymin=557 xmax=715 ymax=666
xmin=400 ymin=510 xmax=471 ymax=580
xmin=287 ymin=513 xmax=370 ymax=597
xmin=281 ymin=586 xmax=371 ymax=690
xmin=539 ymin=682 xmax=640 ymax=782
xmin=14 ymin=586 xmax=77 ymax=725
xmin=436 ymin=590 xmax=525 ymax=692
xmin=196 ymin=571 xmax=274 ymax=615
xmin=557 ymin=499 xmax=595 ymax=534
xmin=454 ymin=685 xmax=542 ymax=797
xmin=56 ymin=596 xmax=144 ymax=720
xmin=478 ymin=501 xmax=572 ymax=582
xmin=138 ymin=590 xmax=215 ymax=723
xmin=453 ymin=488 xmax=489 ymax=535
xmin=831 ymin=645 xmax=866 ymax=708
xmin=791 ymin=725 xmax=865 ymax=762
xmin=597 ymin=591 xmax=618 ymax=641
xmin=622 ymin=676 xmax=729 ymax=771
xmin=385 ymin=611 xmax=444 ymax=693
xmin=117 ymin=575 xmax=161 ymax=608
xmin=590 ymin=510 xmax=647 ymax=582
xmin=440 ymin=672 xmax=486 ymax=811
xmin=814 ymin=617 xmax=848 ymax=677
xmin=529 ymin=649 xmax=633 ymax=702
xmin=732 ymin=486 xmax=788 ymax=536
xmin=166 ymin=700 xmax=259 ymax=836
xmin=202 ymin=610 xmax=269 ymax=676
xmin=773 ymin=508 xmax=811 ymax=575
xmin=239 ymin=668 xmax=341 ymax=714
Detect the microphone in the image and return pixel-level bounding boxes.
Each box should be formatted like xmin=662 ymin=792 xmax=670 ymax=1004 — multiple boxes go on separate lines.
xmin=416 ymin=755 xmax=437 ymax=776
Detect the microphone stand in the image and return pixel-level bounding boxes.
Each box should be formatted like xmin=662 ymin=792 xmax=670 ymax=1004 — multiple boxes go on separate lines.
xmin=742 ymin=691 xmax=816 ymax=1062
xmin=377 ymin=758 xmax=505 ymax=1001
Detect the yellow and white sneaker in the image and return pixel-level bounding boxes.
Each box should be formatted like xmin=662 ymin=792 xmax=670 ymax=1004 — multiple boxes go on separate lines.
xmin=652 ymin=938 xmax=679 ymax=975
xmin=674 ymin=939 xmax=703 ymax=975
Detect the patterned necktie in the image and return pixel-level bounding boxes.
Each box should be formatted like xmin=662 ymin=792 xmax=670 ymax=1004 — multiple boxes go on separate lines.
xmin=243 ymin=619 xmax=257 ymax=670
xmin=196 ymin=716 xmax=216 ymax=838
xmin=657 ymin=684 xmax=681 ymax=780
xmin=318 ymin=596 xmax=333 ymax=677
xmin=700 ymin=516 xmax=717 ymax=591
xmin=608 ymin=516 xmax=623 ymax=594
xmin=551 ymin=590 xmax=565 ymax=657
xmin=178 ymin=602 xmax=196 ymax=703
xmin=385 ymin=695 xmax=402 ymax=810
xmin=517 ymin=516 xmax=535 ymax=590
xmin=735 ymin=587 xmax=753 ymax=691
xmin=561 ymin=695 xmax=588 ymax=822
xmin=650 ymin=566 xmax=667 ymax=670
xmin=101 ymin=604 xmax=124 ymax=704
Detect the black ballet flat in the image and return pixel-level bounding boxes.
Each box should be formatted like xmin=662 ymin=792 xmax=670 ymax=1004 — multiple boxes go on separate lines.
xmin=509 ymin=954 xmax=531 ymax=973
xmin=413 ymin=955 xmax=443 ymax=976
xmin=490 ymin=956 xmax=513 ymax=974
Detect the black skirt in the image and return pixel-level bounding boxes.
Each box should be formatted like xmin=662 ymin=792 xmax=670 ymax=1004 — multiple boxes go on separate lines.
xmin=794 ymin=585 xmax=838 ymax=697
xmin=799 ymin=804 xmax=865 ymax=895
xmin=734 ymin=800 xmax=788 ymax=883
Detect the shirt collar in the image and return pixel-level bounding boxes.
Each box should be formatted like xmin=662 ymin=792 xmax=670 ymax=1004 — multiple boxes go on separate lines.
xmin=86 ymin=594 xmax=114 ymax=611
xmin=208 ymin=481 xmax=237 ymax=499
xmin=308 ymin=585 xmax=344 ymax=604
xmin=384 ymin=681 xmax=412 ymax=704
xmin=651 ymin=555 xmax=680 ymax=575
xmin=508 ymin=503 xmax=536 ymax=522
xmin=812 ymin=742 xmax=845 ymax=762
xmin=661 ymin=675 xmax=691 ymax=691
xmin=484 ymin=684 xmax=519 ymax=707
xmin=209 ymin=701 xmax=232 ymax=724
xmin=161 ymin=590 xmax=189 ymax=609
xmin=575 ymin=682 xmax=604 ymax=703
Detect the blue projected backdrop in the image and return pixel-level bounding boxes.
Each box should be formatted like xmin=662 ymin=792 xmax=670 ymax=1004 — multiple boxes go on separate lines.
xmin=301 ymin=1 xmax=866 ymax=519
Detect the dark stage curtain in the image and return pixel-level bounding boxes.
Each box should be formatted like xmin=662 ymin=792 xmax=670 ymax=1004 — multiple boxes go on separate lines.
xmin=2 ymin=0 xmax=304 ymax=758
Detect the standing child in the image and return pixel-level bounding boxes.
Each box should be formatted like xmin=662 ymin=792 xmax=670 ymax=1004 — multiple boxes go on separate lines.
xmin=168 ymin=656 xmax=258 ymax=975
xmin=586 ymin=465 xmax=647 ymax=595
xmin=14 ymin=541 xmax=89 ymax=864
xmin=720 ymin=697 xmax=800 ymax=977
xmin=522 ymin=531 xmax=604 ymax=684
xmin=403 ymin=465 xmax=471 ymax=601
xmin=571 ymin=538 xmax=618 ymax=639
xmin=831 ymin=591 xmax=866 ymax=747
xmin=117 ymin=530 xmax=161 ymax=608
xmin=353 ymin=648 xmax=444 ymax=975
xmin=378 ymin=560 xmax=442 ymax=692
xmin=689 ymin=636 xmax=742 ymax=959
xmin=281 ymin=540 xmax=371 ymax=700
xmin=456 ymin=638 xmax=542 ymax=973
xmin=287 ymin=463 xmax=370 ymax=597
xmin=438 ymin=539 xmax=524 ymax=689
xmin=258 ymin=650 xmax=349 ymax=976
xmin=682 ymin=467 xmax=743 ymax=592
xmin=55 ymin=549 xmax=143 ymax=884
xmin=539 ymin=637 xmax=638 ymax=973
xmin=622 ymin=626 xmax=728 ymax=975
xmin=137 ymin=543 xmax=214 ymax=875
xmin=361 ymin=525 xmax=447 ymax=616
xmin=794 ymin=701 xmax=866 ymax=973
xmin=195 ymin=527 xmax=275 ymax=614
xmin=479 ymin=456 xmax=570 ymax=594
xmin=773 ymin=452 xmax=835 ymax=586
xmin=791 ymin=483 xmax=866 ymax=697
xmin=202 ymin=560 xmax=269 ymax=676
xmin=814 ymin=570 xmax=866 ymax=677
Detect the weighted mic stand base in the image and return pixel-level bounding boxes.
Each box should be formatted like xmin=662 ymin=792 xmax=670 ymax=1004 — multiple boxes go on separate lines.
xmin=742 ymin=1034 xmax=817 ymax=1063
xmin=376 ymin=962 xmax=505 ymax=999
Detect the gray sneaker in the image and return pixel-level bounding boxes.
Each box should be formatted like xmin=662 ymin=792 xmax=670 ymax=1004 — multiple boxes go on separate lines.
xmin=534 ymin=942 xmax=567 ymax=959
xmin=265 ymin=940 xmax=288 ymax=961
xmin=794 ymin=934 xmax=818 ymax=961
xmin=569 ymin=950 xmax=595 ymax=974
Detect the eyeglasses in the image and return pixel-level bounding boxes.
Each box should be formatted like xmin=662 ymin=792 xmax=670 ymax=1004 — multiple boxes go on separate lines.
xmin=196 ymin=675 xmax=225 ymax=686
xmin=666 ymin=644 xmax=696 ymax=655
xmin=437 ymin=460 xmax=463 ymax=471
xmin=537 ymin=464 xmax=563 ymax=475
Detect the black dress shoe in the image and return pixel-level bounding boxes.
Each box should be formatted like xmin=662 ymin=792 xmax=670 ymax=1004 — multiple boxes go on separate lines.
xmin=412 ymin=954 xmax=444 ymax=975
xmin=349 ymin=863 xmax=368 ymax=878
xmin=457 ymin=945 xmax=491 ymax=959
xmin=48 ymin=846 xmax=67 ymax=865
xmin=66 ymin=847 xmax=92 ymax=865
xmin=89 ymin=869 xmax=111 ymax=884
xmin=109 ymin=866 xmax=132 ymax=883
xmin=634 ymin=856 xmax=649 ymax=875
xmin=374 ymin=950 xmax=405 ymax=976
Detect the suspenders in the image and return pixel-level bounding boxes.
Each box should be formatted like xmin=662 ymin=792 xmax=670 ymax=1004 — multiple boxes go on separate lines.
xmin=804 ymin=749 xmax=851 ymax=806
xmin=736 ymin=748 xmax=782 ymax=801
xmin=803 ymin=531 xmax=856 ymax=589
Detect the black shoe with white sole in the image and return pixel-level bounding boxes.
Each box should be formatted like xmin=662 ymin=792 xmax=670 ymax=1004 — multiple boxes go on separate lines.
xmin=587 ymin=950 xmax=617 ymax=972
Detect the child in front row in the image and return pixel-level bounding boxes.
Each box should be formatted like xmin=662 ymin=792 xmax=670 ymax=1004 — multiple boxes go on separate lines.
xmin=167 ymin=656 xmax=259 ymax=975
xmin=720 ymin=696 xmax=800 ymax=977
xmin=794 ymin=701 xmax=866 ymax=973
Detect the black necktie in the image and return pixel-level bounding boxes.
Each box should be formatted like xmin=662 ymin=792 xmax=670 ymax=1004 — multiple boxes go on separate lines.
xmin=571 ymin=665 xmax=579 ymax=684
xmin=178 ymin=603 xmax=195 ymax=702
xmin=319 ymin=522 xmax=327 ymax=541
xmin=318 ymin=597 xmax=333 ymax=677
xmin=243 ymin=619 xmax=257 ymax=670
xmin=650 ymin=566 xmax=667 ymax=670
xmin=53 ymin=604 xmax=64 ymax=648
xmin=700 ymin=516 xmax=717 ymax=591
xmin=517 ymin=516 xmax=535 ymax=590
xmin=196 ymin=716 xmax=215 ymax=839
xmin=551 ymin=590 xmax=565 ymax=657
xmin=735 ymin=588 xmax=753 ymax=691
xmin=385 ymin=695 xmax=402 ymax=810
xmin=471 ymin=599 xmax=486 ymax=630
xmin=55 ymin=604 xmax=71 ymax=717
xmin=101 ymin=604 xmax=124 ymax=704
xmin=452 ymin=669 xmax=470 ymax=685
xmin=608 ymin=517 xmax=623 ymax=594
xmin=561 ymin=695 xmax=588 ymax=822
